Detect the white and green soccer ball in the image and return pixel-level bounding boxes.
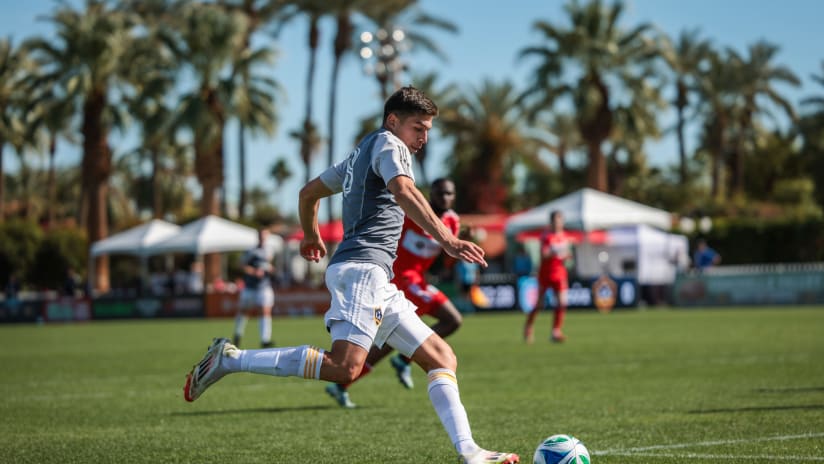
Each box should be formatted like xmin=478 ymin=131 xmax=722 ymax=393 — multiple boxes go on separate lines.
xmin=533 ymin=434 xmax=590 ymax=464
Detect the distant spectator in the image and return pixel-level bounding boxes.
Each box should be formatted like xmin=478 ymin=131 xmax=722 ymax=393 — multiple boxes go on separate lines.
xmin=693 ymin=239 xmax=721 ymax=272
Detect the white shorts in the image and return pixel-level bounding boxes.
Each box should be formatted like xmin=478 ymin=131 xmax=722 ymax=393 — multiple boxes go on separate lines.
xmin=324 ymin=262 xmax=433 ymax=356
xmin=239 ymin=286 xmax=274 ymax=309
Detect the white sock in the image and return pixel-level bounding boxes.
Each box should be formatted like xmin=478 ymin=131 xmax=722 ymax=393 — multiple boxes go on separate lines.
xmin=225 ymin=345 xmax=323 ymax=378
xmin=427 ymin=369 xmax=479 ymax=456
xmin=233 ymin=314 xmax=248 ymax=341
xmin=260 ymin=315 xmax=272 ymax=344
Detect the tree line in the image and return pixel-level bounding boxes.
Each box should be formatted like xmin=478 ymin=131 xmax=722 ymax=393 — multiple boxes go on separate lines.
xmin=1 ymin=0 xmax=823 ymax=291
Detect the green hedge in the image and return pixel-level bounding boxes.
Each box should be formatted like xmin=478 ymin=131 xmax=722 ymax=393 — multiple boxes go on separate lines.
xmin=698 ymin=217 xmax=824 ymax=264
xmin=0 ymin=221 xmax=87 ymax=292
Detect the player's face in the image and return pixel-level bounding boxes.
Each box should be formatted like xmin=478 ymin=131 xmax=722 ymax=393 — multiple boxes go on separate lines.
xmin=388 ymin=113 xmax=433 ymax=153
xmin=552 ymin=214 xmax=564 ymax=231
xmin=431 ymin=181 xmax=456 ymax=211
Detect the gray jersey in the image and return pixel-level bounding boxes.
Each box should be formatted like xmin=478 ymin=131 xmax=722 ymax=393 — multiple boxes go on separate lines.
xmin=319 ymin=129 xmax=415 ymax=278
xmin=241 ymin=247 xmax=272 ymax=290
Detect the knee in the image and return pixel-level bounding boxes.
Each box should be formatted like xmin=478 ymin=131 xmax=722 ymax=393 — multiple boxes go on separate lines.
xmin=326 ymin=361 xmax=362 ymax=384
xmin=427 ymin=339 xmax=458 ymax=372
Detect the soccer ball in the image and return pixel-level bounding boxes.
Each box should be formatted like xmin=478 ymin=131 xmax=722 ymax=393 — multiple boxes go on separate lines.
xmin=533 ymin=434 xmax=590 ymax=464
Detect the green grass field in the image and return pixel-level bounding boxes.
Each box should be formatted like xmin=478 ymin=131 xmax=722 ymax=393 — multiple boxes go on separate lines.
xmin=1 ymin=307 xmax=823 ymax=463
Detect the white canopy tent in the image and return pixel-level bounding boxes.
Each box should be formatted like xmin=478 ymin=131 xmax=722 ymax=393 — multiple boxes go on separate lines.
xmin=505 ymin=188 xmax=673 ymax=236
xmin=90 ymin=219 xmax=181 ymax=258
xmin=576 ymin=224 xmax=689 ymax=285
xmin=88 ymin=219 xmax=181 ymax=294
xmin=146 ymin=215 xmax=267 ymax=255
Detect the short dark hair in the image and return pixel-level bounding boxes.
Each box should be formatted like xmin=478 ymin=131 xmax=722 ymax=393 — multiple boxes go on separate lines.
xmin=383 ymin=86 xmax=438 ymax=123
xmin=431 ymin=177 xmax=453 ymax=190
xmin=550 ymin=210 xmax=562 ymax=222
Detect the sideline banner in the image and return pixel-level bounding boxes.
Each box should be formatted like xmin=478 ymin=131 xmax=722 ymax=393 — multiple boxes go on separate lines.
xmin=515 ymin=275 xmax=638 ymax=313
xmin=440 ymin=274 xmax=638 ymax=313
xmin=204 ymin=287 xmax=331 ymax=318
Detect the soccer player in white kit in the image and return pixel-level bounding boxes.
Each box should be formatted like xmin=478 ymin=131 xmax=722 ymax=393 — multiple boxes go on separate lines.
xmin=233 ymin=229 xmax=276 ymax=348
xmin=183 ymin=86 xmax=519 ymax=464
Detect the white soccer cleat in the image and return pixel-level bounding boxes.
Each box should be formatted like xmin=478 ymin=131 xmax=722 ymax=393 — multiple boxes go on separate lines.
xmin=390 ymin=355 xmax=414 ymax=389
xmin=461 ymin=450 xmax=520 ymax=464
xmin=325 ymin=383 xmax=357 ymax=409
xmin=183 ymin=338 xmax=239 ymax=402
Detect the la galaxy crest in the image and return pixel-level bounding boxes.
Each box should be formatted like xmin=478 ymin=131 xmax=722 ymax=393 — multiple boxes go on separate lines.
xmin=373 ymin=307 xmax=383 ymax=326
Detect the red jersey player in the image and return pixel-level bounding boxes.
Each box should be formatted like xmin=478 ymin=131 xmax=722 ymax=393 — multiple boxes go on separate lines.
xmin=325 ymin=178 xmax=463 ymax=408
xmin=524 ymin=210 xmax=572 ymax=343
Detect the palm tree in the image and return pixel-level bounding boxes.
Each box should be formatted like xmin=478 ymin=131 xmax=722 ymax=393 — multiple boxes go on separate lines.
xmin=519 ymin=0 xmax=660 ymax=192
xmin=726 ymin=40 xmax=800 ymax=197
xmin=169 ymin=2 xmax=251 ymax=284
xmin=269 ymin=157 xmax=293 ymax=193
xmin=25 ymin=1 xmax=137 ymax=291
xmin=279 ymin=0 xmax=328 ymax=186
xmin=228 ymin=44 xmax=280 ymax=218
xmin=695 ymin=50 xmax=738 ymax=200
xmin=21 ymin=82 xmax=75 ymax=228
xmin=220 ymin=0 xmax=284 ymax=219
xmin=324 ymin=1 xmax=359 ymax=223
xmin=119 ymin=3 xmax=180 ymax=220
xmin=800 ymin=62 xmax=824 ymax=208
xmin=607 ymin=70 xmax=666 ymax=196
xmin=660 ymin=28 xmax=712 ymax=186
xmin=531 ymin=113 xmax=582 ymax=192
xmin=440 ymin=80 xmax=531 ymax=214
xmin=0 ymin=38 xmax=30 ymax=222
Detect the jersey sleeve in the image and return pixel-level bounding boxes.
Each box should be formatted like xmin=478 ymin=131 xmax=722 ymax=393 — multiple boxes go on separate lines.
xmin=444 ymin=211 xmax=460 ymax=236
xmin=372 ymin=134 xmax=415 ymax=185
xmin=319 ymin=160 xmax=346 ymax=193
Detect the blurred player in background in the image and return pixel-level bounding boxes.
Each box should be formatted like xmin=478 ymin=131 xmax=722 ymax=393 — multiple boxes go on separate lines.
xmin=325 ymin=177 xmax=463 ymax=408
xmin=233 ymin=229 xmax=276 ymax=348
xmin=524 ymin=210 xmax=571 ymax=343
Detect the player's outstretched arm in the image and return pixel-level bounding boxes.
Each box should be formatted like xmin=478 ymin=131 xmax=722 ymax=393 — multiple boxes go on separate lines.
xmin=298 ymin=177 xmax=335 ymax=262
xmin=388 ymin=175 xmax=487 ymax=268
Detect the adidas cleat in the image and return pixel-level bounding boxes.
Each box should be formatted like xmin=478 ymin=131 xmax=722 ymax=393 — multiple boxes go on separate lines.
xmin=183 ymin=338 xmax=239 ymax=402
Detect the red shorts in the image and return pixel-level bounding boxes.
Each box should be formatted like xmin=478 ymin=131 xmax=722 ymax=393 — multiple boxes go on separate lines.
xmin=393 ymin=273 xmax=448 ymax=317
xmin=538 ymin=269 xmax=568 ymax=293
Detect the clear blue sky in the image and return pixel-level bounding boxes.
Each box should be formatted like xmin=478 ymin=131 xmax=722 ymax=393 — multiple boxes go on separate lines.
xmin=2 ymin=0 xmax=822 ymax=219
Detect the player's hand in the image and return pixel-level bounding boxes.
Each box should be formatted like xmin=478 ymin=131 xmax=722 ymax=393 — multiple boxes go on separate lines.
xmin=444 ymin=239 xmax=488 ymax=268
xmin=300 ymin=235 xmax=326 ymax=263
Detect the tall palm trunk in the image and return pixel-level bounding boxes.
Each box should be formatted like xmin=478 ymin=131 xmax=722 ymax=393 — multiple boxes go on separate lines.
xmin=195 ymin=86 xmax=225 ymax=287
xmin=326 ymin=10 xmax=352 ymax=224
xmin=706 ymin=111 xmax=726 ymax=200
xmin=46 ymin=135 xmax=57 ymax=227
xmin=238 ymin=121 xmax=247 ymax=218
xmin=675 ymin=80 xmax=689 ymax=186
xmin=578 ymin=73 xmax=611 ymax=192
xmin=301 ymin=15 xmax=320 ymax=186
xmin=82 ymin=88 xmax=112 ymax=292
xmin=151 ymin=148 xmax=162 ymax=219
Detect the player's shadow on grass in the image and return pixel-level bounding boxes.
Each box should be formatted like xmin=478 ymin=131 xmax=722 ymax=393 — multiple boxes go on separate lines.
xmin=753 ymin=386 xmax=824 ymax=394
xmin=688 ymin=404 xmax=824 ymax=414
xmin=171 ymin=404 xmax=343 ymax=416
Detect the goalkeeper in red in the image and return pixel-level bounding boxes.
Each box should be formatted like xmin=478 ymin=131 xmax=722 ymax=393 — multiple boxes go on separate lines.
xmin=325 ymin=178 xmax=463 ymax=408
